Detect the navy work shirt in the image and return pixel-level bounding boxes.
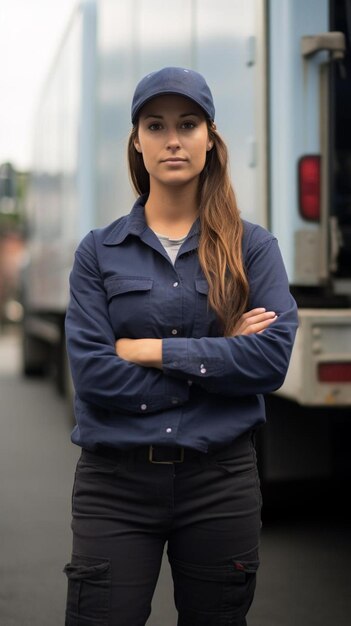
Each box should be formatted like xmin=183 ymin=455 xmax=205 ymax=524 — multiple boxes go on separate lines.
xmin=65 ymin=195 xmax=298 ymax=452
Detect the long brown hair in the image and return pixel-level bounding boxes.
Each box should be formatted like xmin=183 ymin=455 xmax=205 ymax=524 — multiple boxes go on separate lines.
xmin=127 ymin=122 xmax=249 ymax=335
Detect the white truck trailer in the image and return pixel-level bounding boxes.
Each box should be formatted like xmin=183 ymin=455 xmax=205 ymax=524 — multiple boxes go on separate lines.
xmin=23 ymin=0 xmax=351 ymax=481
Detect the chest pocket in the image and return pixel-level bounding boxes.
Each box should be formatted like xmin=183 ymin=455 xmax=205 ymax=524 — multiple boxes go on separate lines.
xmin=194 ymin=278 xmax=221 ymax=337
xmin=104 ymin=276 xmax=153 ymax=338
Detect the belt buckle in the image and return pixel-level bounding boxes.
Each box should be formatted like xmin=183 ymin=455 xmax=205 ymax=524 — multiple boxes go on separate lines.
xmin=148 ymin=446 xmax=185 ymax=464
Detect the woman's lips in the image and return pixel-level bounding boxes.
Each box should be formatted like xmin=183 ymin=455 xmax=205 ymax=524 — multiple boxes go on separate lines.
xmin=162 ymin=158 xmax=187 ymax=163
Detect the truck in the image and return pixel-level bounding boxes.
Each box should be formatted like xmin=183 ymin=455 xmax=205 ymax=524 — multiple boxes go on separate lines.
xmin=23 ymin=0 xmax=351 ymax=482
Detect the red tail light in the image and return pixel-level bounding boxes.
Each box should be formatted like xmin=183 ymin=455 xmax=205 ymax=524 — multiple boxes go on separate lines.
xmin=298 ymin=155 xmax=321 ymax=221
xmin=318 ymin=362 xmax=351 ymax=383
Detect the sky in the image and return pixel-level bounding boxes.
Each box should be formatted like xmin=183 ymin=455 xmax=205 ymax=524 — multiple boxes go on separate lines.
xmin=0 ymin=0 xmax=77 ymax=171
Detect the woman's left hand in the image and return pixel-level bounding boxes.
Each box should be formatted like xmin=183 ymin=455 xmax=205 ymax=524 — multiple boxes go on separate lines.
xmin=115 ymin=338 xmax=163 ymax=369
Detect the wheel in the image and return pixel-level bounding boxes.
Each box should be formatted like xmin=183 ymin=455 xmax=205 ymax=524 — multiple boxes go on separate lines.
xmin=22 ymin=327 xmax=50 ymax=377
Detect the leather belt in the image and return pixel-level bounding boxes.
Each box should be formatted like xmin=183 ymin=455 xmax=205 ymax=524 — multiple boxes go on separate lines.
xmin=92 ymin=444 xmax=203 ymax=465
xmin=89 ymin=431 xmax=253 ymax=466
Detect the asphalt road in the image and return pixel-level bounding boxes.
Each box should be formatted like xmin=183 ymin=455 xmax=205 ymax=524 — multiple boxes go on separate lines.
xmin=0 ymin=327 xmax=350 ymax=625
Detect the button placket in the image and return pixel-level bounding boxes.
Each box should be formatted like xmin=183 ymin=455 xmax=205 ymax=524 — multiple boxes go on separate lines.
xmin=168 ymin=274 xmax=181 ymax=338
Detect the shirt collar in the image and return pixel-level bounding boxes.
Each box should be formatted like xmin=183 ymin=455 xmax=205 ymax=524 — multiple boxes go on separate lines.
xmin=102 ymin=195 xmax=149 ymax=245
xmin=102 ymin=194 xmax=200 ymax=247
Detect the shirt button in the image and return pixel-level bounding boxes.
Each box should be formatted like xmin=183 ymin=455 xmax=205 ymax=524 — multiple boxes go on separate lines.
xmin=171 ymin=329 xmax=178 ymax=335
xmin=173 ymin=281 xmax=179 ymax=287
xmin=200 ymin=364 xmax=207 ymax=374
xmin=171 ymin=398 xmax=179 ymax=405
xmin=140 ymin=403 xmax=147 ymax=411
xmin=187 ymin=380 xmax=193 ymax=386
xmin=166 ymin=427 xmax=172 ymax=433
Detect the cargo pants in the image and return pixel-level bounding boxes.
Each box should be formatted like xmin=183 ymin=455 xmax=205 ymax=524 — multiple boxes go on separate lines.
xmin=64 ymin=431 xmax=261 ymax=625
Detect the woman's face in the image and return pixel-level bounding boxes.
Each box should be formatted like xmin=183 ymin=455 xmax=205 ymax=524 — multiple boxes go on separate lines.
xmin=134 ymin=94 xmax=213 ymax=190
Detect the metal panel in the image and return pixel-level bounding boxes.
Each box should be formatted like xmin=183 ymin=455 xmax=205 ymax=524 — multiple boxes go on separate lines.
xmin=279 ymin=308 xmax=351 ymax=405
xmin=268 ymin=0 xmax=329 ymax=281
xmin=26 ymin=2 xmax=94 ymax=312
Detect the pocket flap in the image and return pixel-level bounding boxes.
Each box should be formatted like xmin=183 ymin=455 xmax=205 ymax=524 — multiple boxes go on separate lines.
xmin=195 ymin=279 xmax=209 ymax=295
xmin=64 ymin=559 xmax=110 ymax=580
xmin=104 ymin=276 xmax=153 ymax=299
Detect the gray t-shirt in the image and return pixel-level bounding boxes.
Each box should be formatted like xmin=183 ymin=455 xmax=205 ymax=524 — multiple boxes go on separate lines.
xmin=155 ymin=232 xmax=187 ymax=265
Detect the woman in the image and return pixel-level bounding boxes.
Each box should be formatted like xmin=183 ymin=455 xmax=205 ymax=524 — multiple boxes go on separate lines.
xmin=64 ymin=67 xmax=298 ymax=626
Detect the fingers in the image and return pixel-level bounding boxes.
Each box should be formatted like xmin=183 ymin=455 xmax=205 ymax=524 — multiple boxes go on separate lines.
xmin=241 ymin=307 xmax=267 ymax=319
xmin=231 ymin=308 xmax=277 ymax=336
xmin=244 ymin=310 xmax=276 ymax=325
xmin=242 ymin=315 xmax=277 ymax=335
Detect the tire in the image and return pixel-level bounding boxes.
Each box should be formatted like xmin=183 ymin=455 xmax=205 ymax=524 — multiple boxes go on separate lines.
xmin=22 ymin=328 xmax=50 ymax=377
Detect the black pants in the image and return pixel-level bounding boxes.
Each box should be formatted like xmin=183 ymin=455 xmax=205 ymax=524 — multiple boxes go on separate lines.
xmin=64 ymin=432 xmax=262 ymax=626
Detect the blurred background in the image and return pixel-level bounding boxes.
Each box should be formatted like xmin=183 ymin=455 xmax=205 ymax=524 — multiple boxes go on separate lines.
xmin=0 ymin=1 xmax=350 ymax=625
xmin=0 ymin=0 xmax=76 ymax=326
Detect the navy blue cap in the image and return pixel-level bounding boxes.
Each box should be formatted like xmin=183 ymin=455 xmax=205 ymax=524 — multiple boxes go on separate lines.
xmin=131 ymin=67 xmax=215 ymax=124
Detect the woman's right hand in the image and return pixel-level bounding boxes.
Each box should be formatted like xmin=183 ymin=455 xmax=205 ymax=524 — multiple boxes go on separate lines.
xmin=231 ymin=308 xmax=277 ymax=336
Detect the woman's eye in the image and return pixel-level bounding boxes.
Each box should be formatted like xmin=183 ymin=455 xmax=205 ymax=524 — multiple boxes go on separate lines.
xmin=147 ymin=120 xmax=197 ymax=131
xmin=181 ymin=121 xmax=196 ymax=129
xmin=148 ymin=122 xmax=163 ymax=131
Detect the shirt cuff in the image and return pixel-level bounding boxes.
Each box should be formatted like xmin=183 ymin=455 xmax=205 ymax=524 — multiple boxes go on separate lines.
xmin=162 ymin=337 xmax=224 ymax=382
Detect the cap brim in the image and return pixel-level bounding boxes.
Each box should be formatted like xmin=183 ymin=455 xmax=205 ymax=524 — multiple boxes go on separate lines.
xmin=132 ymin=89 xmax=212 ymax=124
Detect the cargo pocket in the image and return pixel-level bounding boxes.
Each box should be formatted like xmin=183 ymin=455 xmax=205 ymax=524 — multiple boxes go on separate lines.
xmin=170 ymin=554 xmax=259 ymax=625
xmin=64 ymin=554 xmax=111 ymax=626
